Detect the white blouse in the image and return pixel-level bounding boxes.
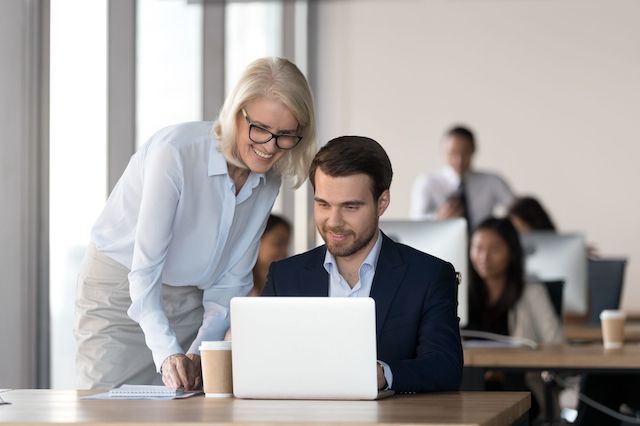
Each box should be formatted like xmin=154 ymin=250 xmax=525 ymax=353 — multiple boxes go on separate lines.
xmin=91 ymin=121 xmax=281 ymax=369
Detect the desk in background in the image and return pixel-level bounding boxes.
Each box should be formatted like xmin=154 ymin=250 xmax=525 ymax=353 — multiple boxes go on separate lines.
xmin=464 ymin=343 xmax=640 ymax=372
xmin=564 ymin=322 xmax=640 ymax=343
xmin=0 ymin=389 xmax=529 ymax=426
xmin=463 ymin=343 xmax=640 ymax=423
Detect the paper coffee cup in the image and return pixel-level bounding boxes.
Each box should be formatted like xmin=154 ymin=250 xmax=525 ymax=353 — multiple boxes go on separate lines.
xmin=599 ymin=309 xmax=626 ymax=350
xmin=199 ymin=341 xmax=233 ymax=397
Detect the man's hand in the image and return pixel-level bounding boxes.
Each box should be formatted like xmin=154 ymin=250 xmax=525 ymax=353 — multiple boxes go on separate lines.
xmin=161 ymin=353 xmax=198 ymax=390
xmin=186 ymin=353 xmax=202 ymax=390
xmin=436 ymin=199 xmax=464 ymax=219
xmin=377 ymin=362 xmax=387 ymax=390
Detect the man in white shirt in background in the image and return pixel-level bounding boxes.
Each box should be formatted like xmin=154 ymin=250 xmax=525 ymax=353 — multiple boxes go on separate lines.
xmin=410 ymin=125 xmax=514 ymax=230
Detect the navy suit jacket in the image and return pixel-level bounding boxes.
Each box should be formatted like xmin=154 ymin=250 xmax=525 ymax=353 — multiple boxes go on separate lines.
xmin=262 ymin=232 xmax=463 ymax=393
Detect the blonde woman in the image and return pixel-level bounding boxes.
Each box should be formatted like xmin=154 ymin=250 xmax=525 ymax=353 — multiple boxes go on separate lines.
xmin=75 ymin=57 xmax=317 ymax=390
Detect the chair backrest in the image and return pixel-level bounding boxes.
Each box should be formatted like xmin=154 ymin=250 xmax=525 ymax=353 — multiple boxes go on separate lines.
xmin=588 ymin=258 xmax=627 ymax=324
xmin=541 ymin=280 xmax=564 ymax=321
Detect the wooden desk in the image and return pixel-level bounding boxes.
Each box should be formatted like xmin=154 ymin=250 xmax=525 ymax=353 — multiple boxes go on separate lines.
xmin=464 ymin=343 xmax=640 ymax=371
xmin=564 ymin=322 xmax=640 ymax=343
xmin=0 ymin=389 xmax=530 ymax=426
xmin=463 ymin=343 xmax=640 ymax=424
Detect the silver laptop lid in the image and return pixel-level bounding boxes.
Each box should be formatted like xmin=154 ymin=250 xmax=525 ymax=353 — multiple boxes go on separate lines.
xmin=230 ymin=297 xmax=378 ymax=400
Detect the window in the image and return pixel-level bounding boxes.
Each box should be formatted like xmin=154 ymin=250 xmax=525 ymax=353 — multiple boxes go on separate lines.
xmin=50 ymin=0 xmax=108 ymax=389
xmin=137 ymin=0 xmax=203 ymax=147
xmin=225 ymin=2 xmax=283 ymax=93
xmin=226 ymin=1 xmax=284 ymax=212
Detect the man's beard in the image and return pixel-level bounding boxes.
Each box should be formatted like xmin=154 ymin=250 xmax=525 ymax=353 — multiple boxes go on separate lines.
xmin=323 ymin=225 xmax=377 ymax=258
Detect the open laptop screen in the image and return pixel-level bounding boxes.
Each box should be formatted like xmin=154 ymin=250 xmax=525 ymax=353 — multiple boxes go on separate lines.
xmin=230 ymin=297 xmax=380 ymax=400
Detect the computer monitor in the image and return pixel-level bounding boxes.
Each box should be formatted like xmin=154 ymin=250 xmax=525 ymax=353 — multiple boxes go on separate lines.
xmin=378 ymin=218 xmax=468 ymax=327
xmin=520 ymin=232 xmax=588 ymax=315
xmin=588 ymin=258 xmax=627 ymax=324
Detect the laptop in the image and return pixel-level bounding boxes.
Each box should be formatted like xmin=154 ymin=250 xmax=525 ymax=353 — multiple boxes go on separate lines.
xmin=230 ymin=297 xmax=394 ymax=400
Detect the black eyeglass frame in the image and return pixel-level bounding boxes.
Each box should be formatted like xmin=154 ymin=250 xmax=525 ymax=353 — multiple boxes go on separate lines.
xmin=241 ymin=108 xmax=303 ymax=150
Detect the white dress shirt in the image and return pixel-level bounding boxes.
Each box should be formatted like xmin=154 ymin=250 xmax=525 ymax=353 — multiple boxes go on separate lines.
xmin=91 ymin=121 xmax=281 ymax=370
xmin=322 ymin=230 xmax=393 ymax=388
xmin=410 ymin=166 xmax=514 ymax=229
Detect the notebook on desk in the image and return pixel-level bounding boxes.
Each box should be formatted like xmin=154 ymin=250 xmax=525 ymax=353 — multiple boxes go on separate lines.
xmin=230 ymin=297 xmax=394 ymax=400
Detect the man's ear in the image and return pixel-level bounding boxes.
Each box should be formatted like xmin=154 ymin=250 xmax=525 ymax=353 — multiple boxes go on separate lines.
xmin=377 ymin=190 xmax=390 ymax=217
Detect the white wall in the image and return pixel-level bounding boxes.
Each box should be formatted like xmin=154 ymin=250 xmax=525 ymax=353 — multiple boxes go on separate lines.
xmin=312 ymin=0 xmax=640 ymax=313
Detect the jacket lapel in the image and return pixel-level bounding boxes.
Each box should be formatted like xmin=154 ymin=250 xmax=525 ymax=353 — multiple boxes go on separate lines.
xmin=301 ymin=246 xmax=330 ymax=296
xmin=370 ymin=233 xmax=408 ymax=338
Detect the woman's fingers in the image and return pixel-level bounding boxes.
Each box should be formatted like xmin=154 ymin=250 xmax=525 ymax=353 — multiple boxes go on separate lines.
xmin=175 ymin=356 xmax=192 ymax=389
xmin=162 ymin=362 xmax=180 ymax=388
xmin=186 ymin=354 xmax=202 ymax=390
xmin=161 ymin=353 xmax=193 ymax=389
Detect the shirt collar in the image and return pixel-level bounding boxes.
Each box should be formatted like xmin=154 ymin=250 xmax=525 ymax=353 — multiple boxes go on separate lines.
xmin=208 ymin=138 xmax=227 ymax=176
xmin=444 ymin=165 xmax=477 ymax=187
xmin=208 ymin=138 xmax=266 ymax=185
xmin=443 ymin=165 xmax=461 ymax=186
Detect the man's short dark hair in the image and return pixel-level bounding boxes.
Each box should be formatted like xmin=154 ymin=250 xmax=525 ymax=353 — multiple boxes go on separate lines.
xmin=308 ymin=136 xmax=393 ymax=200
xmin=445 ymin=125 xmax=476 ymax=152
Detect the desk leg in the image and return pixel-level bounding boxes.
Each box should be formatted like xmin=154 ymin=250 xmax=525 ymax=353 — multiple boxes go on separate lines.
xmin=542 ymin=371 xmax=555 ymax=424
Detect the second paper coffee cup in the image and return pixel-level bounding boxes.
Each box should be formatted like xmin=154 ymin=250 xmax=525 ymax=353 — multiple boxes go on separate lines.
xmin=199 ymin=341 xmax=233 ymax=397
xmin=600 ymin=309 xmax=626 ymax=350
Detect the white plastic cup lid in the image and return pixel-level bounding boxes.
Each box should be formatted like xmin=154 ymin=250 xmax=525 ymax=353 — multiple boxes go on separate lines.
xmin=599 ymin=310 xmax=626 ymax=320
xmin=199 ymin=341 xmax=232 ymax=351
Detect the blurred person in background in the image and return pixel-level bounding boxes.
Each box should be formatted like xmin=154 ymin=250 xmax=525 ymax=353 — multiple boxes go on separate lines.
xmin=466 ymin=217 xmax=563 ymax=419
xmin=508 ymin=196 xmax=556 ymax=233
xmin=410 ymin=125 xmax=514 ymax=230
xmin=251 ymin=214 xmax=291 ymax=296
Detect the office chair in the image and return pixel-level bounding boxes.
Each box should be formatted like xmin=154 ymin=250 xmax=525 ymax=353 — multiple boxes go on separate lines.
xmin=588 ymin=258 xmax=627 ymax=324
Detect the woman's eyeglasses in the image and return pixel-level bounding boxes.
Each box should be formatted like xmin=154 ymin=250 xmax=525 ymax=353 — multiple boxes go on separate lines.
xmin=242 ymin=109 xmax=302 ymax=150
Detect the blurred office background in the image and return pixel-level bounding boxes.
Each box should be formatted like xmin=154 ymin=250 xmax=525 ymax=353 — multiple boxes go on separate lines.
xmin=1 ymin=0 xmax=638 ymax=389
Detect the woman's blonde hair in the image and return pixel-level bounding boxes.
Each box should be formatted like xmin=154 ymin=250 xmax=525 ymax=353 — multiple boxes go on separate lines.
xmin=213 ymin=57 xmax=317 ymax=188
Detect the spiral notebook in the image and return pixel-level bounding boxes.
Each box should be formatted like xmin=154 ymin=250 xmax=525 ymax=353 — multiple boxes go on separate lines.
xmin=82 ymin=385 xmax=203 ymax=400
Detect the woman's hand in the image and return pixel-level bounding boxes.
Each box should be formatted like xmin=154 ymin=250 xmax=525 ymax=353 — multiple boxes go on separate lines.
xmin=161 ymin=353 xmax=199 ymax=390
xmin=186 ymin=353 xmax=202 ymax=389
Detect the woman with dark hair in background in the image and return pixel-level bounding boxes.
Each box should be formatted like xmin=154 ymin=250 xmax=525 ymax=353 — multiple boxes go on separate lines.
xmin=250 ymin=214 xmax=291 ymax=296
xmin=508 ymin=196 xmax=556 ymax=233
xmin=509 ymin=196 xmax=599 ymax=259
xmin=466 ymin=217 xmax=562 ymax=418
xmin=467 ymin=217 xmax=562 ymax=343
